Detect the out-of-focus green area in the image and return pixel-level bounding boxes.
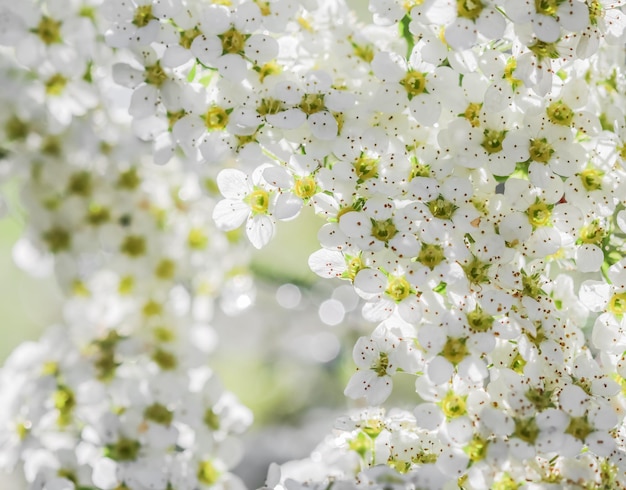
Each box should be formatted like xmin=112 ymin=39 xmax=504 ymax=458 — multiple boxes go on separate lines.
xmin=0 ymin=183 xmax=61 ymax=362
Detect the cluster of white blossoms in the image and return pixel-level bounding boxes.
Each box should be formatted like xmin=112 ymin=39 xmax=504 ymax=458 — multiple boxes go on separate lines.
xmin=0 ymin=1 xmax=258 ymax=489
xmin=1 ymin=0 xmax=626 ymax=489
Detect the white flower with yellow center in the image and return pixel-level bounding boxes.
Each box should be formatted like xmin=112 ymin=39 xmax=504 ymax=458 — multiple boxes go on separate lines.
xmin=212 ymin=165 xmax=278 ymax=249
xmin=344 ymin=321 xmax=420 ymax=405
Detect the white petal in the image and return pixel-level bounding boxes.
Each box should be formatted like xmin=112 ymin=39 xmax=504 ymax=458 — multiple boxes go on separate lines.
xmin=558 ymin=0 xmax=589 ymax=32
xmin=354 ymin=268 xmax=386 ymax=296
xmin=576 ymin=244 xmax=604 ymax=273
xmin=246 ymin=214 xmax=275 ymax=249
xmin=212 ymin=199 xmax=249 ymax=230
xmin=266 ymin=109 xmax=306 ymax=129
xmin=409 ymin=94 xmax=441 ymax=126
xmin=344 ymin=371 xmax=392 ymax=406
xmin=245 ymin=34 xmax=278 ymax=64
xmin=129 ymin=84 xmax=158 ymax=119
xmin=262 ymin=166 xmax=293 ymax=189
xmin=414 ymin=402 xmax=444 ymax=430
xmin=308 ymin=249 xmax=346 ymax=278
xmin=273 ymin=192 xmax=302 ymax=221
xmin=190 ymin=34 xmax=222 ymax=66
xmin=308 ymin=111 xmax=338 ymax=140
xmin=217 ymin=168 xmax=250 ymax=199
xmin=215 ymin=53 xmax=248 ymax=82
xmin=532 ymin=14 xmax=561 ymax=43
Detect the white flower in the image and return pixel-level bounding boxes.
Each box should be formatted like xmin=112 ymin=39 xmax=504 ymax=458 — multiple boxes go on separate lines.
xmin=212 ymin=166 xmax=278 ymax=249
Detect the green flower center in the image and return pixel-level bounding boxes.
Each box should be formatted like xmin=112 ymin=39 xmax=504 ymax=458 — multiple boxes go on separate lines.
xmin=180 ymin=26 xmax=202 ymax=49
xmin=462 ymin=256 xmax=491 ymax=285
xmin=371 ymin=219 xmax=397 ymax=242
xmin=106 ymin=438 xmax=141 ymax=461
xmin=547 ymin=100 xmax=574 ymax=126
xmin=534 ymin=0 xmax=563 ymax=16
xmin=257 ymin=97 xmax=284 ymax=116
xmin=145 ymin=63 xmax=168 ymax=87
xmin=417 ymin=243 xmax=445 ymax=270
xmin=43 ymin=227 xmax=71 ymax=253
xmin=527 ymin=200 xmax=552 ymax=228
xmin=299 ymin=93 xmax=325 ymax=115
xmin=513 ymin=417 xmax=539 ymax=444
xmin=427 ymin=195 xmax=457 ymax=220
xmin=45 ymin=74 xmax=67 ymax=96
xmin=198 ymin=461 xmax=220 ymax=485
xmin=144 ymin=403 xmax=174 ymax=425
xmin=152 ymin=348 xmax=178 ymax=370
xmin=464 ymin=435 xmax=488 ymax=462
xmin=67 ymin=171 xmax=92 ymax=196
xmin=204 ymin=408 xmax=220 ymax=430
xmin=385 ymin=276 xmax=412 ymax=302
xmin=463 ymin=102 xmax=482 ymax=127
xmin=579 ymin=220 xmax=604 ymax=245
xmin=580 ymin=167 xmax=603 ymax=191
xmin=529 ymin=40 xmax=560 ymax=60
xmin=529 ymin=138 xmax=554 ymax=163
xmin=401 ymin=70 xmax=427 ymax=98
xmin=565 ymin=416 xmax=594 ymax=441
xmin=608 ymin=292 xmax=626 ymax=316
xmin=35 ymin=16 xmax=63 ymax=44
xmin=220 ymin=27 xmax=246 ymax=54
xmin=53 ymin=385 xmax=76 ymax=427
xmin=441 ymin=337 xmax=469 ymax=365
xmin=293 ymin=176 xmax=317 ymax=199
xmin=466 ymin=306 xmax=493 ymax=332
xmin=354 ymin=154 xmax=379 ymax=181
xmin=120 ymin=235 xmax=146 ymax=257
xmin=204 ymin=106 xmax=229 ymax=130
xmin=188 ymin=228 xmax=209 ymax=249
xmin=133 ymin=5 xmax=154 ymax=27
xmin=372 ymin=352 xmax=389 ymax=376
xmin=481 ymin=128 xmax=506 ymax=154
xmin=525 ymin=387 xmax=555 ymax=410
xmin=343 ymin=255 xmax=364 ymax=281
xmin=457 ymin=0 xmax=484 ymax=20
xmin=87 ymin=204 xmax=110 ymax=225
xmin=247 ymin=189 xmax=270 ymax=214
xmin=440 ymin=391 xmax=467 ymax=418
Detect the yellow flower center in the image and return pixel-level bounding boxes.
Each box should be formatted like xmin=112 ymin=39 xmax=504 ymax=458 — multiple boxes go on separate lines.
xmin=526 ymin=200 xmax=552 ymax=228
xmin=247 ymin=189 xmax=270 ymax=214
xmin=529 ymin=138 xmax=554 ymax=163
xmin=371 ymin=219 xmax=398 ymax=242
xmin=385 ymin=276 xmax=412 ymax=302
xmin=220 ymin=27 xmax=246 ymax=54
xmin=204 ymin=106 xmax=229 ymax=130
xmin=401 ymin=70 xmax=427 ymax=98
xmin=457 ymin=0 xmax=484 ymax=20
xmin=440 ymin=391 xmax=467 ymax=418
xmin=580 ymin=167 xmax=603 ymax=191
xmin=34 ymin=16 xmax=63 ymax=44
xmin=547 ymin=100 xmax=574 ymax=126
xmin=133 ymin=5 xmax=154 ymax=27
xmin=45 ymin=74 xmax=67 ymax=96
xmin=441 ymin=337 xmax=469 ymax=365
xmin=481 ymin=128 xmax=506 ymax=154
xmin=299 ymin=93 xmax=325 ymax=115
xmin=417 ymin=243 xmax=445 ymax=269
xmin=463 ymin=102 xmax=482 ymax=127
xmin=293 ymin=176 xmax=317 ymax=199
xmin=608 ymin=292 xmax=626 ymax=316
xmin=144 ymin=63 xmax=168 ymax=87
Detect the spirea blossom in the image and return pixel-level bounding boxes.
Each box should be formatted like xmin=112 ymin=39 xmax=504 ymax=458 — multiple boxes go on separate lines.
xmin=0 ymin=0 xmax=626 ymax=488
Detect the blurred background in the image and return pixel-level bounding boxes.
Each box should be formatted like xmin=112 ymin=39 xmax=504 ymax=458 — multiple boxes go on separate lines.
xmin=0 ymin=2 xmax=376 ymax=487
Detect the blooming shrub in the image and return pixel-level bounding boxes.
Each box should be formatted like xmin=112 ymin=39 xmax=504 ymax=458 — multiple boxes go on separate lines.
xmin=0 ymin=0 xmax=626 ymax=489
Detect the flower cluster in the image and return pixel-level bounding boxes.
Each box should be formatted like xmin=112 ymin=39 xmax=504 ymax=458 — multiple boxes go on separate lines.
xmin=0 ymin=2 xmax=256 ymax=488
xmin=0 ymin=0 xmax=625 ymax=488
